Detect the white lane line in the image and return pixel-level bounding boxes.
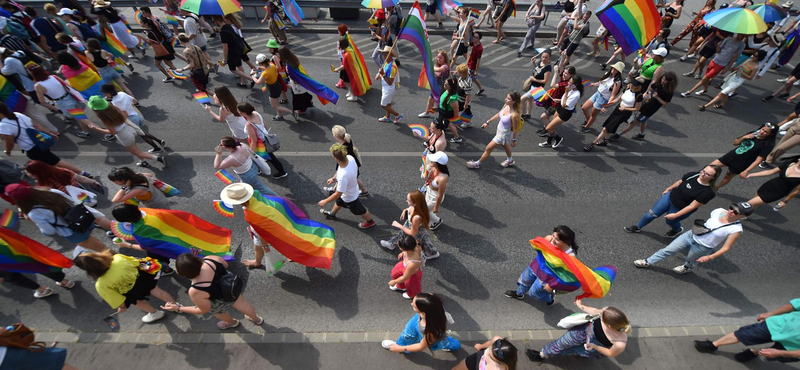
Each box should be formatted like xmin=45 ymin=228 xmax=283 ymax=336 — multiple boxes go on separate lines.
xmin=484 ymin=49 xmax=521 ymax=66
xmin=49 ymin=151 xmax=724 ymax=158
xmin=502 ymin=55 xmax=525 ymax=67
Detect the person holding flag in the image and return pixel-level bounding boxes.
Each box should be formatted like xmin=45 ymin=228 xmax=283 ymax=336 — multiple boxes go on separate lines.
xmin=376 ymin=46 xmax=403 ymax=123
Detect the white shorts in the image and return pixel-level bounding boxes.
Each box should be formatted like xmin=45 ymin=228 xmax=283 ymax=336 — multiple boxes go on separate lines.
xmin=381 ymin=86 xmax=396 ymax=106
xmin=720 ymin=74 xmax=746 ymax=95
xmin=115 ymin=122 xmax=144 ymax=147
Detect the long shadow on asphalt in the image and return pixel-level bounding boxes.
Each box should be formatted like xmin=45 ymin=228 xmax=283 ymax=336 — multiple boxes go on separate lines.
xmin=428 ymin=253 xmax=490 ymax=302
xmin=432 ymin=223 xmax=508 ymax=263
xmin=460 ymin=164 xmax=565 ymax=198
xmin=713 ymin=192 xmax=800 ymax=246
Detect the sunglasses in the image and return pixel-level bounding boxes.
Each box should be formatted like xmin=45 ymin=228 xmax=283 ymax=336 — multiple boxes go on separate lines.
xmin=764 ymin=123 xmax=778 ymax=131
xmin=492 ymin=340 xmax=505 ymax=361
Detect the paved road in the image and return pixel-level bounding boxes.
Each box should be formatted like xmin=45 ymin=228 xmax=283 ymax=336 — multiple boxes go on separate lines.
xmin=2 ymin=30 xmax=800 ymax=344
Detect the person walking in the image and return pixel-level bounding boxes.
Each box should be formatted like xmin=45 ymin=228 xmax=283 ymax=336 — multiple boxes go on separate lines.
xmin=694 ymin=298 xmax=800 ymax=363
xmin=85 ymin=96 xmax=167 ymax=167
xmin=56 ymin=51 xmax=103 ymax=99
xmin=387 ymin=234 xmax=423 ymax=300
xmin=238 ymin=102 xmax=289 ymax=178
xmin=204 ymin=86 xmax=249 ymax=143
xmin=74 ymin=249 xmax=175 ymax=323
xmin=699 ymin=51 xmax=761 ymax=111
xmin=376 ymin=46 xmax=402 ymax=123
xmin=85 ymin=39 xmax=136 ymax=97
xmin=213 ymin=15 xmax=251 ymax=87
xmin=417 ymin=51 xmax=450 ymax=119
xmin=142 ymin=17 xmax=178 ymax=83
xmin=23 ymin=159 xmax=102 ymax=194
xmin=448 ymin=7 xmax=473 ymax=68
xmin=423 ymin=151 xmax=449 ymax=230
xmin=761 ymin=121 xmax=800 ymax=169
xmin=318 ymin=143 xmax=376 ymax=229
xmin=371 ymin=16 xmax=390 ymax=67
xmin=333 ymin=37 xmax=358 ymax=102
xmin=520 ymin=50 xmax=553 ymax=119
xmin=261 ymin=0 xmax=288 ymax=45
xmin=537 ymin=65 xmax=575 ymax=129
xmin=454 ymin=63 xmax=474 ymax=129
xmin=518 ymin=0 xmax=545 ymax=57
xmin=0 ymin=270 xmax=75 ymax=299
xmin=174 ymin=33 xmax=211 ymax=94
xmin=107 ymin=166 xmax=170 ymax=208
xmin=583 ymin=77 xmax=645 ymax=151
xmin=91 ymin=0 xmax=145 ymax=54
xmin=179 ymin=9 xmax=214 ymax=71
xmin=505 ymin=225 xmax=578 ymax=305
xmin=278 ymin=47 xmax=316 ymax=115
xmin=710 ymin=123 xmax=777 ymax=189
xmin=624 ymin=165 xmax=720 ymax=237
xmin=619 ymin=71 xmax=677 ymax=140
xmin=437 ymin=77 xmax=463 ymax=142
xmin=539 ymin=74 xmax=583 ymax=149
xmin=745 ymin=155 xmax=800 ymax=210
xmin=325 ymin=125 xmax=368 ymax=196
xmin=381 ymin=293 xmax=460 ymax=353
xmin=160 ymin=253 xmax=263 ymax=329
xmin=681 ymin=34 xmax=745 ymax=97
xmin=671 ymin=0 xmax=716 ymax=46
xmin=251 ymin=53 xmax=292 ymax=120
xmin=100 ymin=84 xmax=144 ymax=128
xmin=526 ymin=300 xmax=629 ymax=361
xmin=468 ymin=32 xmax=486 ymax=96
xmin=634 ymin=202 xmax=751 ymax=274
xmin=453 ymin=336 xmax=518 ymax=370
xmin=214 ymin=136 xmax=278 ymax=197
xmin=467 ymin=92 xmax=521 ymax=168
xmin=492 ymin=0 xmax=514 ymax=44
xmin=380 ymin=189 xmax=440 ymax=259
xmin=580 ymin=62 xmax=624 ymax=132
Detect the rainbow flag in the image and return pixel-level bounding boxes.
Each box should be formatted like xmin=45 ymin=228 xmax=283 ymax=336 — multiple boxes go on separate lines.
xmin=460 ymin=112 xmax=472 ymax=124
xmin=0 ymin=75 xmax=27 ymax=113
xmin=215 ymin=169 xmax=236 ymax=185
xmin=124 ymin=198 xmax=141 ymax=206
xmin=398 ymin=2 xmax=441 ymax=100
xmin=0 ymin=209 xmax=18 ymax=230
xmin=421 ymin=154 xmax=428 ymax=177
xmin=245 ymin=190 xmax=336 ymax=269
xmin=596 ymin=0 xmax=661 ymax=55
xmin=437 ymin=0 xmax=463 ymax=16
xmin=510 ymin=0 xmax=517 ymax=17
xmin=287 ymin=64 xmax=339 ymax=105
xmin=408 ymin=123 xmax=430 ymax=137
xmin=99 ymin=27 xmax=129 ymax=58
xmin=470 ymin=8 xmax=480 ymax=18
xmin=780 ymin=28 xmax=800 ymax=66
xmin=110 ymin=208 xmax=233 ymax=260
xmin=343 ymin=33 xmax=371 ymax=96
xmin=153 ymin=179 xmax=180 ymax=197
xmin=67 ymin=108 xmax=88 ymax=120
xmin=169 ymin=70 xmax=188 ymax=80
xmin=0 ymin=227 xmax=73 ymax=273
xmin=528 ymin=237 xmax=616 ymax=299
xmin=165 ymin=14 xmax=180 ymax=26
xmin=529 ymin=86 xmax=550 ymax=102
xmin=193 ymin=92 xmax=211 ymax=104
xmin=63 ymin=62 xmax=103 ymax=99
xmin=212 ymin=200 xmax=235 ymax=218
xmin=279 ymin=0 xmax=304 ymax=26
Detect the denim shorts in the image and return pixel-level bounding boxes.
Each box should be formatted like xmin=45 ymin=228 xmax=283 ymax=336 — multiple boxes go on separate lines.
xmin=64 ymin=223 xmax=96 ymax=244
xmin=98 ymin=65 xmax=121 ymax=82
xmin=590 ymin=91 xmax=609 ymax=110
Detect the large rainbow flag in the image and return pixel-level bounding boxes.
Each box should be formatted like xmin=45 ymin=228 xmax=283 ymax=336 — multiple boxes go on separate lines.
xmin=287 ymin=64 xmax=339 ymax=105
xmin=596 ymin=0 xmax=661 ymax=55
xmin=398 ymin=1 xmax=440 ymax=100
xmin=343 ymin=33 xmax=371 ymax=96
xmin=279 ymin=0 xmax=304 ymax=26
xmin=528 ymin=237 xmax=616 ymax=300
xmin=780 ymin=27 xmax=800 ymax=66
xmin=0 ymin=227 xmax=73 ymax=274
xmin=98 ymin=27 xmax=129 ymax=58
xmin=111 ymin=208 xmax=233 ymax=260
xmin=0 ymin=75 xmax=28 ymax=113
xmin=244 ymin=190 xmax=336 ymax=269
xmin=62 ymin=61 xmax=103 ymax=99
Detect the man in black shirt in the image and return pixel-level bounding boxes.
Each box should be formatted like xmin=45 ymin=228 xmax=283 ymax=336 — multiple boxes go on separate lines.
xmin=711 ymin=124 xmax=778 ymax=189
xmin=212 ymin=15 xmax=251 ymax=87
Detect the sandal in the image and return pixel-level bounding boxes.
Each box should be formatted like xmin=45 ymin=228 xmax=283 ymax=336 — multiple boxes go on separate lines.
xmin=57 ymin=280 xmax=75 ymax=289
xmin=279 ymin=99 xmax=289 ymax=104
xmin=698 ymin=105 xmax=706 ymax=111
xmin=713 ymin=104 xmax=723 ymax=109
xmin=217 ymin=319 xmax=240 ymax=330
xmin=245 ymin=315 xmax=264 ymax=325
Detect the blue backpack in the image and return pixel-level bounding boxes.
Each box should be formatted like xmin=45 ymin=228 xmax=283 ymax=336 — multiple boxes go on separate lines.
xmin=71 ymin=21 xmax=98 ymax=41
xmin=6 ymin=19 xmax=31 ymax=40
xmin=13 ymin=114 xmax=54 ymax=151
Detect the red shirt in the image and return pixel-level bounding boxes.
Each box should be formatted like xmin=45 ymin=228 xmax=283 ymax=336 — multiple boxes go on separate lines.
xmin=467 ymin=43 xmax=483 ymax=70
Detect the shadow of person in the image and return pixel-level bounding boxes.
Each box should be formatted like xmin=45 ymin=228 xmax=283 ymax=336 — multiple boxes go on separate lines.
xmin=165 ymin=342 xmax=233 ymax=369
xmin=438 ymin=294 xmax=480 ymax=331
xmin=274 ymin=247 xmax=360 ymax=320
xmin=439 ymin=194 xmax=507 ymax=230
xmin=460 ymin=165 xmax=565 ymax=198
xmin=428 ymin=253 xmax=490 ymax=301
xmin=433 ymin=225 xmax=507 ymax=262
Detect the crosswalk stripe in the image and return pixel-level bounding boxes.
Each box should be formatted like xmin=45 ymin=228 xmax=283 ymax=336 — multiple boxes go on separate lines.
xmin=484 ymin=49 xmax=519 ymax=65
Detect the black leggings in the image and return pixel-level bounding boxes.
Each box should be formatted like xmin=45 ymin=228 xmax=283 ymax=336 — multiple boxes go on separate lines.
xmin=139 ymin=132 xmax=164 ymax=151
xmin=0 ymin=271 xmax=65 ymax=290
xmin=266 ymin=152 xmax=286 ymax=175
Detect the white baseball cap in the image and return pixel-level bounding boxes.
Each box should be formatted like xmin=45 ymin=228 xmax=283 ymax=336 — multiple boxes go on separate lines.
xmin=56 ymin=8 xmax=74 ymax=16
xmin=427 ymin=151 xmax=448 ymax=165
xmin=653 ymin=48 xmax=668 ymax=57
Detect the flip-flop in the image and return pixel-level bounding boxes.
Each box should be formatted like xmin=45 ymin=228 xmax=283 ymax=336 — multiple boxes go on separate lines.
xmin=713 ymin=104 xmax=723 ymax=109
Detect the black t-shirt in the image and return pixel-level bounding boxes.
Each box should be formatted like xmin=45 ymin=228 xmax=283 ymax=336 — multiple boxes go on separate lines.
xmin=670 ymin=172 xmax=716 ymax=209
xmin=720 ymin=133 xmax=775 ymax=172
xmin=531 ymin=63 xmax=552 ymax=88
xmin=219 ymin=24 xmax=243 ymax=55
xmin=639 ymin=83 xmax=673 ymax=117
xmin=91 ymin=6 xmax=121 ymax=23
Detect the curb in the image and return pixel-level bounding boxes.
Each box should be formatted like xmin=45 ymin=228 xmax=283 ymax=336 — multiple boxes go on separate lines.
xmin=34 ymin=326 xmax=741 ymax=345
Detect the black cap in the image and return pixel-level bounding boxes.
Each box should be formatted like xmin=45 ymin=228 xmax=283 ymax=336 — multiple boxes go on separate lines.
xmin=433 ymin=118 xmax=449 ymax=130
xmin=730 ymin=202 xmax=754 ymax=217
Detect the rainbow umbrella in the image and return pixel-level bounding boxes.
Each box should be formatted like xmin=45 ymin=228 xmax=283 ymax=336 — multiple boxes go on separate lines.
xmin=180 ymin=0 xmax=242 ymax=15
xmin=361 ymin=0 xmax=400 ymax=9
xmin=703 ymin=7 xmax=767 ymax=34
xmin=748 ymin=3 xmax=788 ymax=23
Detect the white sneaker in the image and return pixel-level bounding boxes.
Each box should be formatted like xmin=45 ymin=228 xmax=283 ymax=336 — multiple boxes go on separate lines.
xmin=425 ymin=251 xmax=440 ymax=260
xmin=694 ymin=90 xmax=707 ymax=96
xmin=142 ymin=310 xmax=166 ymax=323
xmin=381 ymin=340 xmax=396 ymax=349
xmin=390 ymin=284 xmax=406 ymax=292
xmin=347 ymin=95 xmax=358 ymax=102
xmin=500 ymin=159 xmax=515 ymax=168
xmin=778 ymin=77 xmax=790 ymax=83
xmin=418 ymin=111 xmax=432 ymax=118
xmin=380 ymin=240 xmax=397 ymax=250
xmin=346 ymin=92 xmax=352 ymax=98
xmin=402 ymin=292 xmax=411 ymax=299
xmin=633 ymin=259 xmax=651 ymax=268
xmin=794 ymin=80 xmax=800 ymax=86
xmin=672 ymin=265 xmax=692 ymax=274
xmin=680 ymin=55 xmax=688 ymax=61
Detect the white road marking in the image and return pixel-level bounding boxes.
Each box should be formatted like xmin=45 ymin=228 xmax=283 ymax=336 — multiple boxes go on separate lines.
xmin=51 ymin=151 xmax=724 ymax=158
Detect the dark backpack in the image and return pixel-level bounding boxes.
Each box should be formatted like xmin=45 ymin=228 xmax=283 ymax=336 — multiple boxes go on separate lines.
xmin=218 ymin=273 xmax=245 ymax=302
xmin=34 ymin=202 xmax=96 ymax=233
xmin=6 ymin=19 xmax=32 ymax=40
xmin=71 ymin=21 xmax=98 ymax=41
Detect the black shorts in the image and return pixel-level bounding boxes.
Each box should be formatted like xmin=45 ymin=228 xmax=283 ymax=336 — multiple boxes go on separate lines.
xmin=425 ymin=1 xmax=437 ymax=14
xmin=122 ymin=271 xmax=158 ymax=308
xmin=718 ymin=155 xmax=745 ymax=174
xmin=456 ymin=43 xmax=468 ymax=56
xmin=457 ymin=101 xmax=472 ymax=116
xmin=339 ymin=69 xmax=350 ymax=83
xmin=437 ymin=107 xmax=455 ymax=120
xmin=267 ymin=81 xmax=282 ymax=99
xmin=25 ymin=147 xmax=60 ymax=166
xmin=792 ymin=64 xmax=800 ymax=80
xmin=697 ymin=26 xmax=713 ymax=38
xmin=564 ymin=41 xmax=580 ymax=57
xmin=699 ymin=46 xmax=716 ymax=59
xmin=557 ymin=105 xmax=574 ymax=121
xmin=335 ymin=197 xmax=367 ymax=216
xmin=227 ymin=54 xmax=243 ymax=71
xmin=464 ymin=351 xmax=481 ymax=370
xmin=499 ymin=6 xmax=513 ymax=22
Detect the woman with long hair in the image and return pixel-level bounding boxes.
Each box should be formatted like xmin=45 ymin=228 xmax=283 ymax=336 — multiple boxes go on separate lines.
xmin=142 ymin=17 xmax=178 ymax=82
xmin=424 ymin=152 xmax=449 ymax=230
xmin=160 ymin=253 xmax=263 ymax=330
xmin=583 ymin=77 xmax=645 ymax=151
xmin=505 ymin=226 xmax=579 ymax=304
xmin=381 ymin=293 xmax=460 ymax=353
xmin=453 ymin=336 xmax=518 ymax=370
xmin=85 ymin=96 xmax=167 ymax=168
xmin=100 ymin=84 xmax=146 ymax=129
xmin=540 ymin=74 xmax=583 ymax=149
xmin=85 ymin=38 xmax=135 ymax=97
xmin=224 ymin=13 xmax=257 ymax=72
xmin=438 ymin=77 xmax=463 ymax=142
xmin=278 ymin=47 xmax=314 ymax=119
xmin=238 ymin=102 xmax=288 ymax=178
xmin=30 ymin=64 xmax=93 ymax=138
xmin=387 ymin=234 xmax=424 ymax=300
xmin=325 ymin=125 xmax=368 ymax=196
xmin=4 ymin=183 xmax=108 ymax=252
xmin=537 ymin=65 xmax=575 ymax=129
xmin=24 ymin=160 xmax=103 ymax=194
xmin=214 ymin=136 xmax=278 ymax=197
xmin=251 ymin=53 xmax=293 ymax=121
xmin=527 ymin=301 xmax=629 ymax=361
xmin=333 ymin=37 xmax=359 ymax=102
xmin=418 ymin=51 xmax=450 ymax=119
xmin=380 ymin=190 xmax=439 ymax=260
xmin=520 ymin=50 xmax=552 ymax=119
xmin=267 ymin=39 xmax=290 ymax=104
xmin=710 ymin=123 xmax=778 ymax=189
xmin=624 ymin=165 xmax=721 ymax=237
xmin=581 ymin=62 xmax=624 ymax=132
xmin=744 ymin=155 xmax=800 ymax=210
xmin=107 ymin=166 xmax=170 ymax=208
xmin=417 ymin=118 xmax=449 ymax=156
xmin=56 ymin=51 xmax=104 ymax=99
xmin=448 ymin=7 xmax=473 ymax=68
xmin=660 ymin=0 xmax=684 ymax=30
xmin=205 ymin=86 xmax=249 ymax=143
xmin=619 ymin=71 xmax=678 ymax=140
xmin=467 ymin=92 xmax=521 ymax=169
xmin=175 ymin=33 xmax=212 ymax=94
xmin=74 ymin=249 xmax=175 ymax=323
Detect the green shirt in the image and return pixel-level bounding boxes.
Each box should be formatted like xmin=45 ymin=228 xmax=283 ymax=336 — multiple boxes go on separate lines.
xmin=766 ymin=298 xmax=800 ymax=351
xmin=641 ymin=58 xmax=662 ymax=80
xmin=439 ymin=91 xmax=458 ymax=112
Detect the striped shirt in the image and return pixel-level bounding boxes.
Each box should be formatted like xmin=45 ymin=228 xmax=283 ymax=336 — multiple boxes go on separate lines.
xmin=457 ymin=75 xmax=472 ymax=103
xmin=0 ymin=34 xmax=27 ymax=52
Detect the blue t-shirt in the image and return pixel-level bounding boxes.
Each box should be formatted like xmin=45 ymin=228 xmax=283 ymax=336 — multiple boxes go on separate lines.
xmin=31 ymin=17 xmax=65 ymax=52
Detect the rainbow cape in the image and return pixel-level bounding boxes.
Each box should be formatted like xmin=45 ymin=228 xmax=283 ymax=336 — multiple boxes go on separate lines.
xmin=244 ymin=190 xmax=336 ymax=269
xmin=528 ymin=237 xmax=616 ymax=299
xmin=0 ymin=227 xmax=73 ymax=273
xmin=279 ymin=0 xmax=304 ymax=26
xmin=62 ymin=62 xmax=103 ymax=98
xmin=398 ymin=2 xmax=441 ymax=100
xmin=99 ymin=27 xmax=129 ymax=58
xmin=165 ymin=14 xmax=180 ymax=26
xmin=437 ymin=0 xmax=463 ymax=16
xmin=343 ymin=33 xmax=371 ymax=96
xmin=780 ymin=28 xmax=800 ymax=66
xmin=0 ymin=74 xmax=28 ymax=113
xmin=287 ymin=64 xmax=339 ymax=105
xmin=596 ymin=0 xmax=661 ymax=55
xmin=110 ymin=208 xmax=233 ymax=260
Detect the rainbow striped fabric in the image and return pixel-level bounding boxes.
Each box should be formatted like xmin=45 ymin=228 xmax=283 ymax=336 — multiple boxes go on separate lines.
xmin=215 ymin=169 xmax=236 ymax=185
xmin=67 ymin=108 xmax=88 ymax=120
xmin=528 ymin=236 xmax=616 ymax=299
xmin=0 ymin=209 xmax=18 ymax=230
xmin=99 ymin=27 xmax=129 ymax=58
xmin=342 ymin=33 xmax=371 ymax=97
xmin=286 ymin=64 xmax=339 ymax=105
xmin=212 ymin=200 xmax=235 ymax=218
xmin=0 ymin=75 xmax=27 ymax=113
xmin=780 ymin=28 xmax=800 ymax=66
xmin=62 ymin=62 xmax=103 ymax=99
xmin=279 ymin=0 xmax=304 ymax=25
xmin=437 ymin=0 xmax=463 ymax=16
xmin=596 ymin=0 xmax=661 ymax=55
xmin=0 ymin=226 xmax=73 ymax=274
xmin=398 ymin=2 xmax=441 ymax=100
xmin=165 ymin=14 xmax=180 ymax=26
xmin=244 ymin=190 xmax=336 ymax=269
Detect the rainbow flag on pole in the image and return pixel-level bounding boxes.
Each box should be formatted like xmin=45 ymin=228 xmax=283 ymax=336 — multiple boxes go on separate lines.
xmin=398 ymin=1 xmax=441 ymax=100
xmin=0 ymin=75 xmax=27 ymax=113
xmin=287 ymin=64 xmax=339 ymax=105
xmin=244 ymin=190 xmax=336 ymax=269
xmin=0 ymin=227 xmax=73 ymax=273
xmin=596 ymin=0 xmax=661 ymax=55
xmin=343 ymin=33 xmax=371 ymax=96
xmin=528 ymin=237 xmax=616 ymax=299
xmin=110 ymin=208 xmax=233 ymax=260
xmin=780 ymin=27 xmax=800 ymax=66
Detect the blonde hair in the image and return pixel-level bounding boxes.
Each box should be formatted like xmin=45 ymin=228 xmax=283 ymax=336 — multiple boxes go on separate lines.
xmin=331 ymin=125 xmax=351 ymax=143
xmin=456 ymin=63 xmax=468 ymax=74
xmin=44 ymin=3 xmax=57 ymax=12
xmin=602 ymin=307 xmax=631 ymax=334
xmin=330 ymin=143 xmax=348 ymax=161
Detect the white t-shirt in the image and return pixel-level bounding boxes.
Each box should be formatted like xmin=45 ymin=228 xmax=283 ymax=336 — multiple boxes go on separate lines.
xmin=620 ymin=89 xmax=637 ymax=108
xmin=184 ymin=15 xmax=207 ymax=47
xmin=596 ymin=76 xmax=616 ymax=99
xmin=225 ymin=114 xmax=248 ymax=139
xmin=335 ymin=155 xmax=359 ymax=203
xmin=0 ymin=113 xmax=35 ymax=151
xmin=112 ymin=92 xmax=137 ymax=117
xmin=693 ymin=208 xmax=743 ymax=249
xmin=563 ymin=90 xmax=581 ymax=110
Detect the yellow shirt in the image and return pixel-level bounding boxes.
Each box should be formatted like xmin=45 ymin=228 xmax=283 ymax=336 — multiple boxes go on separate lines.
xmin=95 ymin=254 xmax=140 ymax=308
xmin=261 ymin=64 xmax=278 ymax=85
